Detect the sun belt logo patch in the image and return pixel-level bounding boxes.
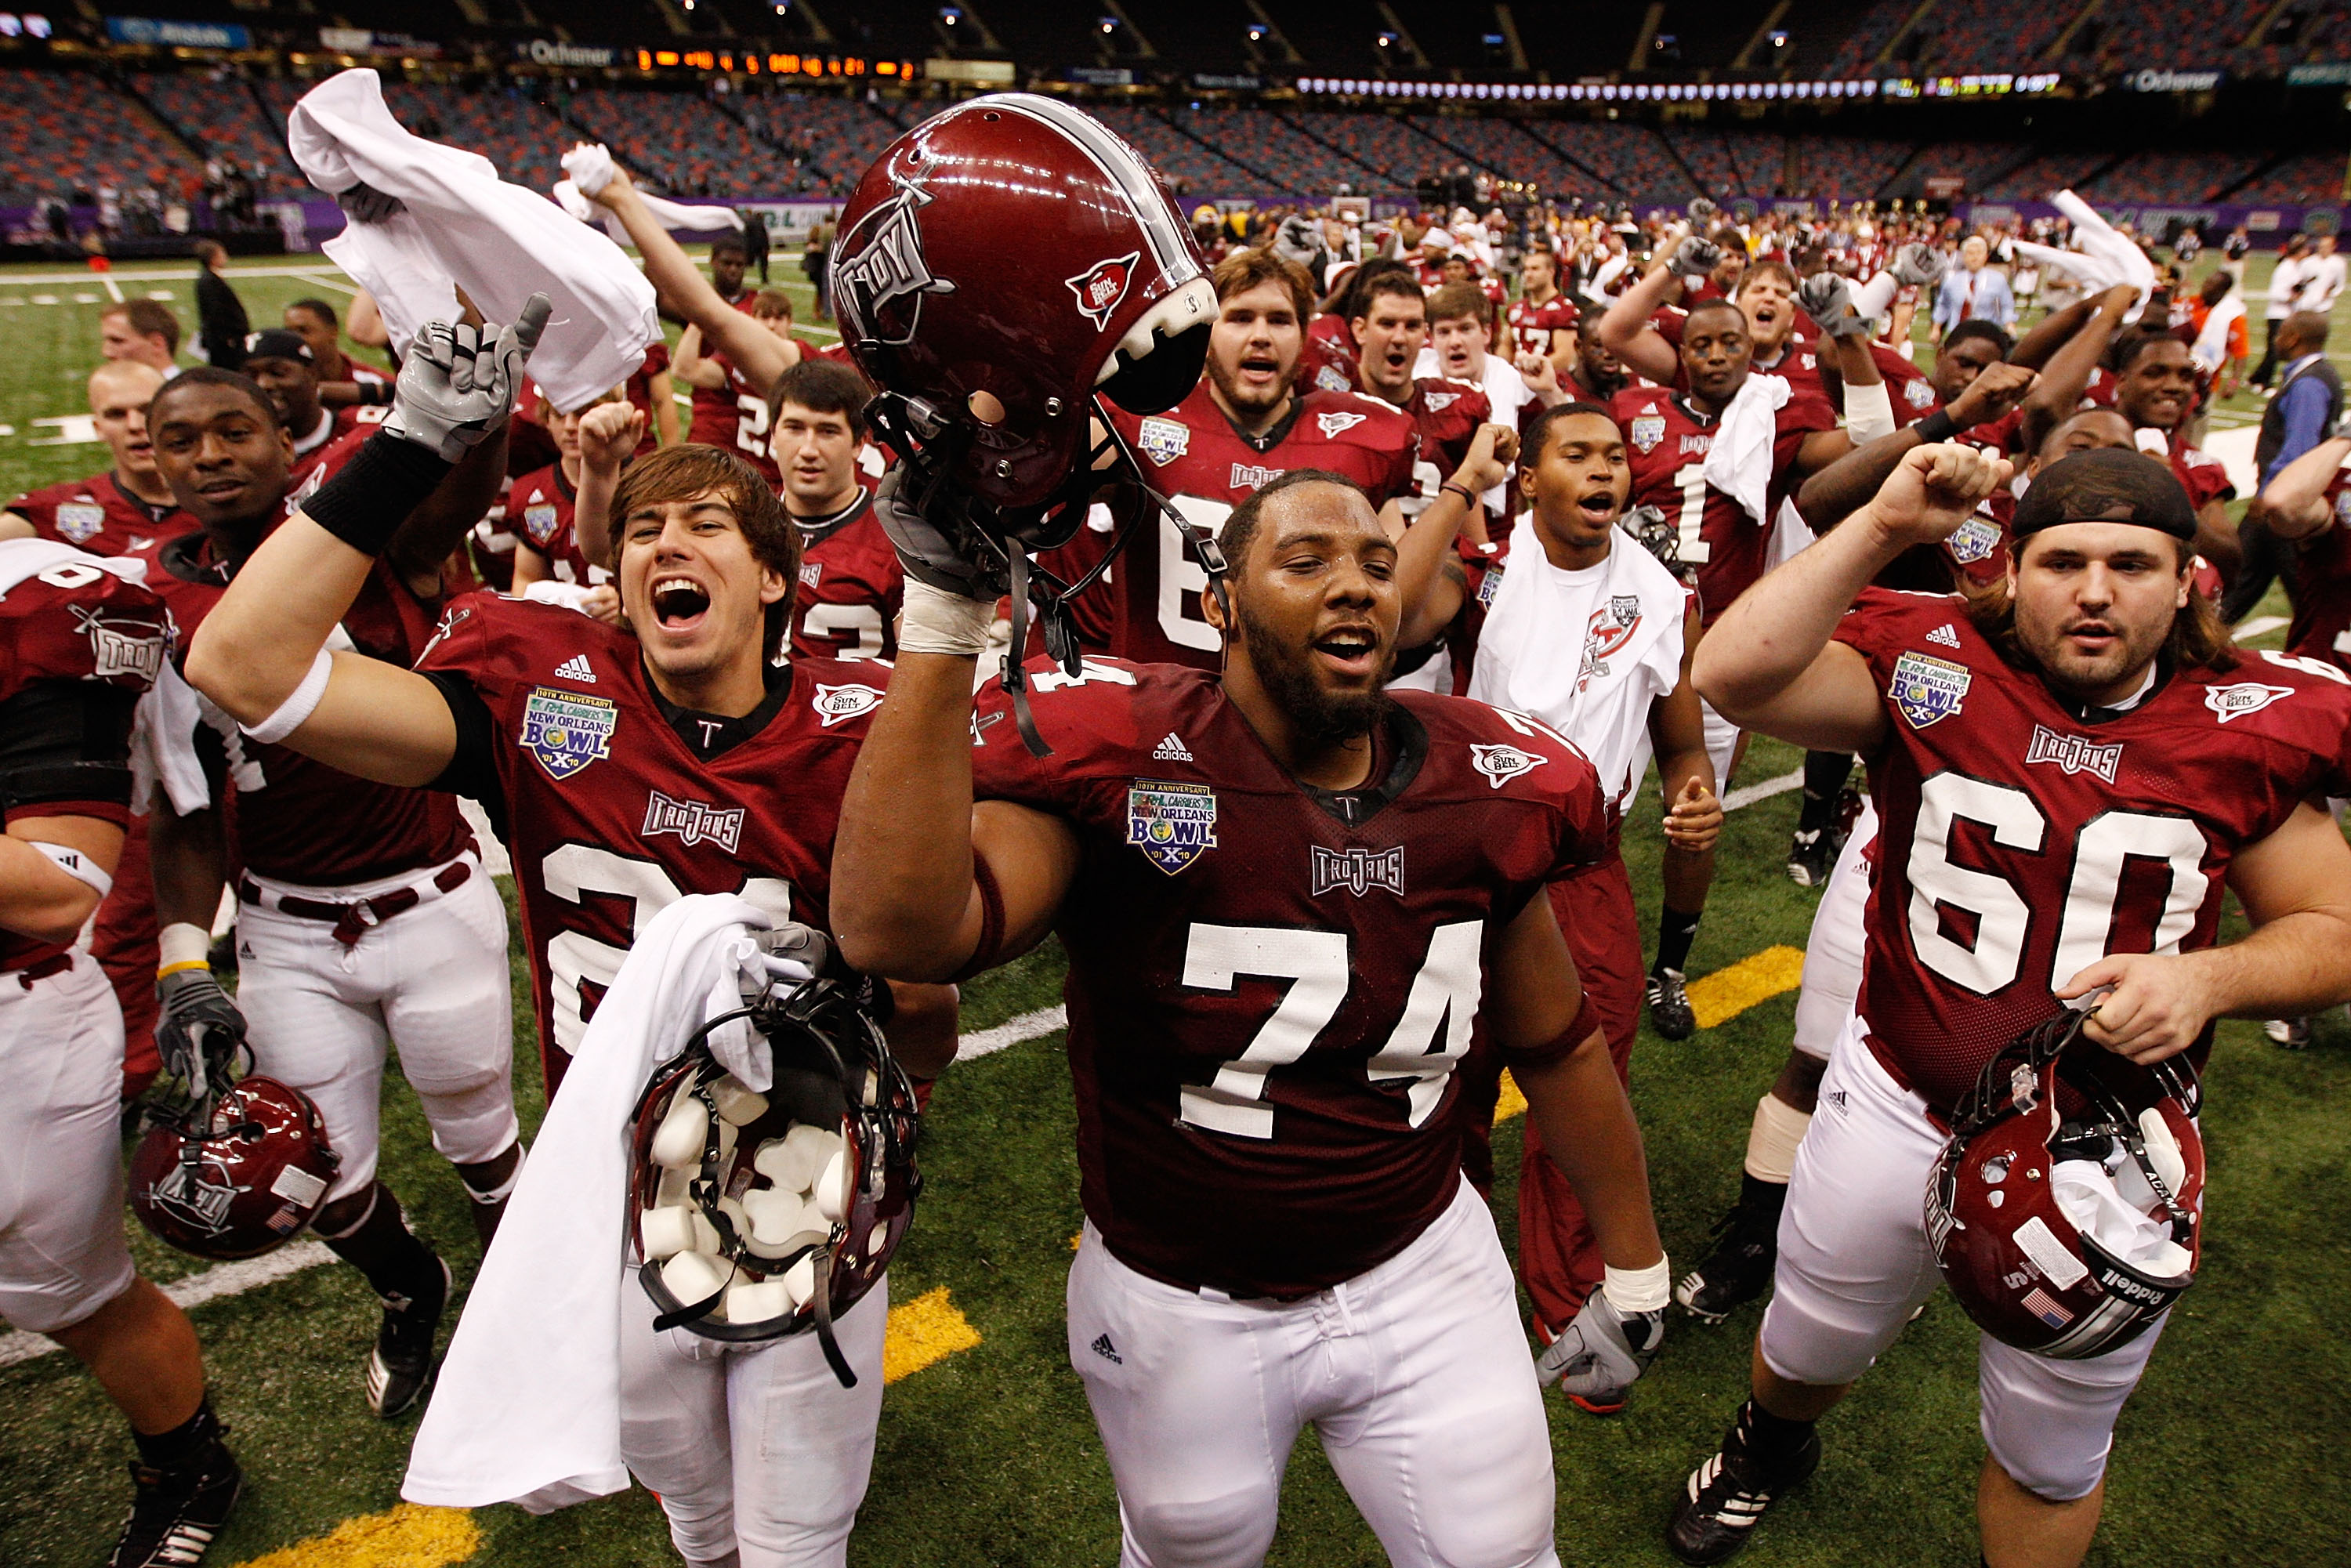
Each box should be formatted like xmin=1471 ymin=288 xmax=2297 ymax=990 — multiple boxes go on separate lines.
xmin=2204 ymin=682 xmax=2295 ymax=723
xmin=1423 ymin=390 xmax=1458 ymax=412
xmin=1316 ymin=410 xmax=1366 ymax=440
xmin=1126 ymin=780 xmax=1219 ymax=874
xmin=1889 ymin=650 xmax=1971 ymax=730
xmin=2025 ymin=724 xmax=2122 ymax=784
xmin=520 ymin=686 xmax=618 ymax=780
xmin=831 ymin=162 xmax=958 ymax=348
xmin=1137 ymin=416 xmax=1190 ymax=467
xmin=813 ymin=683 xmax=886 ymax=726
xmin=1469 ymin=743 xmax=1546 ymax=789
xmin=1312 ymin=844 xmax=1404 ymax=896
xmin=1067 ymin=250 xmax=1139 ymax=329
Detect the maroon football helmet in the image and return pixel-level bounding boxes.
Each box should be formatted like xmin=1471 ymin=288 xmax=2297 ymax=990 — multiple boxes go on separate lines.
xmin=831 ymin=92 xmax=1214 ymax=516
xmin=130 ymin=1077 xmax=341 ymax=1261
xmin=628 ymin=976 xmax=920 ymax=1389
xmin=1927 ymin=1003 xmax=2204 ymax=1360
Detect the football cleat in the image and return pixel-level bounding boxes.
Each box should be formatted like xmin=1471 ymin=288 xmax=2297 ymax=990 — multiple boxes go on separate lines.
xmin=365 ymin=1253 xmax=451 ymax=1419
xmin=1666 ymin=1415 xmax=1820 ymax=1566
xmin=1647 ymin=968 xmax=1696 ymax=1041
xmin=110 ymin=1438 xmax=241 ymax=1567
xmin=1675 ymin=1193 xmax=1781 ymax=1323
xmin=1785 ymin=827 xmax=1835 ymax=889
xmin=2265 ymin=1017 xmax=2312 ymax=1050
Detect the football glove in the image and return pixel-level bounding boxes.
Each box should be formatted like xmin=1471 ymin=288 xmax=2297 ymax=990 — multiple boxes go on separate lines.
xmin=873 ymin=462 xmax=1012 ymax=603
xmin=333 ymin=179 xmax=405 ymax=224
xmin=157 ymin=965 xmax=248 ymax=1103
xmin=382 ymin=294 xmax=552 ymax=463
xmin=1625 ymin=503 xmax=1691 ymax=583
xmin=1797 ymin=273 xmax=1870 ymax=340
xmin=1537 ymin=1292 xmax=1667 ymax=1410
xmin=1889 ymin=242 xmax=1947 ymax=290
xmin=1686 ymin=197 xmax=1719 ymax=224
xmin=1668 ymin=235 xmax=1723 ymax=279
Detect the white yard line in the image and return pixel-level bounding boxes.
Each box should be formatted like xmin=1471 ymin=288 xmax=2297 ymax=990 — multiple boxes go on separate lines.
xmin=291 ymin=273 xmax=358 ymax=295
xmin=955 ymin=1005 xmax=1067 ymax=1063
xmin=100 ymin=274 xmax=123 ymax=303
xmin=2233 ymin=614 xmax=2288 ymax=642
xmin=1723 ymin=767 xmax=1804 ymax=812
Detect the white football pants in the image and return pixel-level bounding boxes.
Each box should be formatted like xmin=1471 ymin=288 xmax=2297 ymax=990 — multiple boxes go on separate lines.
xmin=1761 ymin=1015 xmax=2165 ymax=1501
xmin=1791 ymin=798 xmax=1877 ymax=1063
xmin=1068 ymin=1179 xmax=1560 ymax=1568
xmin=618 ymin=1268 xmax=888 ymax=1568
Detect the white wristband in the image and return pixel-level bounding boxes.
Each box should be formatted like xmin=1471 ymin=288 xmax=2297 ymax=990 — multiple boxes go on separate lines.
xmin=159 ymin=922 xmax=213 ymax=972
xmin=26 ymin=841 xmax=112 ymax=902
xmin=898 ymin=578 xmax=996 ymax=658
xmin=1843 ymin=378 xmax=1896 ymax=447
xmin=241 ymin=648 xmax=333 ymax=744
xmin=1601 ymin=1258 xmax=1672 ymax=1315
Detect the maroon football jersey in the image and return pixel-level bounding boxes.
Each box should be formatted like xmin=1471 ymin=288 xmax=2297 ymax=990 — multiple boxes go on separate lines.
xmin=8 ymin=471 xmax=191 ymax=558
xmin=791 ymin=497 xmax=902 ymax=662
xmin=2285 ymin=469 xmax=2351 ymax=675
xmin=1836 ymin=588 xmax=2351 ymax=1114
xmin=1304 ymin=315 xmax=1361 ymax=396
xmin=509 ymin=464 xmax=602 ymax=586
xmin=415 ymin=593 xmax=881 ymax=1077
xmin=2164 ymin=436 xmax=2235 ymax=511
xmin=1505 ymin=293 xmax=1578 ymax=362
xmin=133 ymin=520 xmax=470 ymax=886
xmin=288 ymin=407 xmax=386 ymax=491
xmin=0 ymin=550 xmax=169 ymax=972
xmin=1611 ymin=384 xmax=1830 ymax=626
xmin=625 ymin=342 xmax=669 ymax=458
xmin=1107 ymin=382 xmax=1419 ymax=668
xmin=1400 ymin=377 xmax=1490 ymax=512
xmin=970 ymin=657 xmax=1610 ymax=1297
xmin=685 ymin=352 xmax=784 ymax=487
xmin=1872 ymin=341 xmax=1945 ymax=429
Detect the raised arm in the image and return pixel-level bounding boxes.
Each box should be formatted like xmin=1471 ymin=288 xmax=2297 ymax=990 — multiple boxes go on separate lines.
xmin=1596 ymin=259 xmax=1690 ymax=387
xmin=570 ymin=400 xmax=644 ymax=570
xmin=670 ymin=324 xmax=726 ymax=391
xmin=589 ymin=171 xmax=792 ymax=396
xmin=2016 ymin=284 xmax=2137 ymax=455
xmin=1392 ymin=423 xmax=1513 ymax=650
xmin=1795 ymin=360 xmax=2036 ymax=531
xmin=1696 ymin=443 xmax=2009 ymax=752
xmin=2259 ymin=433 xmax=2351 ymax=541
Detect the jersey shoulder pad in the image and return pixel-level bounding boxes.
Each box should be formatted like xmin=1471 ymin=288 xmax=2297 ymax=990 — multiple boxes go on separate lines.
xmin=794 ymin=656 xmax=892 ymax=737
xmin=416 ymin=589 xmax=632 ymax=701
xmin=1304 ymin=389 xmax=1416 ymax=447
xmin=0 ymin=549 xmax=172 ymax=693
xmin=2183 ymin=649 xmax=2351 ymax=762
xmin=1401 ymin=690 xmax=1601 ymax=803
xmin=973 ymin=657 xmax=1210 ymax=773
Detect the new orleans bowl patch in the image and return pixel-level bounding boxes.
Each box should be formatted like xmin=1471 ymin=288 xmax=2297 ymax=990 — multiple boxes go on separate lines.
xmin=1889 ymin=650 xmax=1971 ymax=730
xmin=1944 ymin=516 xmax=2001 ymax=565
xmin=1629 ymin=413 xmax=1667 ymax=454
xmin=53 ymin=502 xmax=105 ymax=545
xmin=1126 ymin=780 xmax=1218 ymax=875
xmin=1137 ymin=416 xmax=1190 ymax=467
xmin=520 ymin=686 xmax=618 ymax=780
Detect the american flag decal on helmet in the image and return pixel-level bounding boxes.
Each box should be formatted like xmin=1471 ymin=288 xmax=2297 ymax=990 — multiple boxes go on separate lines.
xmin=2022 ymin=1287 xmax=2074 ymax=1328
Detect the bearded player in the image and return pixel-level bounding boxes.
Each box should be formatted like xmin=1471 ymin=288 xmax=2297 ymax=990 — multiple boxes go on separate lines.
xmin=185 ymin=302 xmax=957 ymax=1568
xmin=138 ymin=368 xmax=518 ymax=1421
xmin=1665 ymin=443 xmax=2351 ymax=1566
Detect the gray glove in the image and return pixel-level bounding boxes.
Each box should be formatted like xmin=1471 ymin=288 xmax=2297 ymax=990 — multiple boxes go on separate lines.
xmin=1890 ymin=241 xmax=1947 ymax=289
xmin=873 ymin=461 xmax=1009 ymax=602
xmin=157 ymin=965 xmax=247 ymax=1103
xmin=1668 ymin=236 xmax=1722 ymax=278
xmin=1625 ymin=502 xmax=1690 ymax=583
xmin=382 ymin=293 xmax=553 ymax=463
xmin=334 ymin=180 xmax=404 ymax=224
xmin=1686 ymin=197 xmax=1719 ymax=224
xmin=1274 ymin=213 xmax=1324 ymax=266
xmin=1798 ymin=272 xmax=1869 ymax=340
xmin=1537 ymin=1293 xmax=1666 ymax=1412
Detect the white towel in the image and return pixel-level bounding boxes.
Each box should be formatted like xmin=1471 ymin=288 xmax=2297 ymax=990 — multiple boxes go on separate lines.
xmin=2190 ymin=292 xmax=2244 ymax=376
xmin=556 ymin=143 xmax=744 ymax=246
xmin=402 ymin=894 xmax=773 ymax=1513
xmin=1703 ymin=372 xmax=1793 ymax=526
xmin=284 ymin=69 xmax=658 ymax=415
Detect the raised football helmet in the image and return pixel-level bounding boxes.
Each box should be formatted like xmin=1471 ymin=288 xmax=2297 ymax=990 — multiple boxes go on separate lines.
xmin=629 ymin=974 xmax=920 ymax=1388
xmin=130 ymin=1076 xmax=342 ymax=1261
xmin=1927 ymin=999 xmax=2204 ymax=1360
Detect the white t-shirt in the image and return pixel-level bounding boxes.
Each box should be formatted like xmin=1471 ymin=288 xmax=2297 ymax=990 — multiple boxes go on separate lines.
xmin=2266 ymin=254 xmax=2309 ymax=320
xmin=2295 ymin=253 xmax=2346 ymax=315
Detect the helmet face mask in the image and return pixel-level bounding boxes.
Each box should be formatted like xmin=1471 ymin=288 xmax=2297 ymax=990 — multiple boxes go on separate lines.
xmin=130 ymin=1077 xmax=342 ymax=1262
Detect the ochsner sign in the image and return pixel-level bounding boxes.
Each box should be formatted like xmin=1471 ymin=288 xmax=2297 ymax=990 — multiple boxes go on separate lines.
xmin=520 ymin=38 xmax=616 ymax=67
xmin=2128 ymin=68 xmax=2221 ymax=92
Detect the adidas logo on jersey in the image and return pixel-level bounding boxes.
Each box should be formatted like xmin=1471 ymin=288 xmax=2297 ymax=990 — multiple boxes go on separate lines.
xmin=1925 ymin=623 xmax=1961 ymax=649
xmin=1090 ymin=1333 xmax=1122 ymax=1364
xmin=1151 ymin=732 xmax=1193 ymax=762
xmin=552 ymin=654 xmax=596 ymax=683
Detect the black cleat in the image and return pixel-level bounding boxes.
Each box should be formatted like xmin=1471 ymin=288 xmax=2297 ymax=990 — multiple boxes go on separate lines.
xmin=1676 ymin=1191 xmax=1782 ymax=1323
xmin=366 ymin=1253 xmax=451 ymax=1419
xmin=1667 ymin=1412 xmax=1820 ymax=1565
xmin=110 ymin=1437 xmax=241 ymax=1567
xmin=1785 ymin=827 xmax=1835 ymax=888
xmin=1648 ymin=968 xmax=1696 ymax=1041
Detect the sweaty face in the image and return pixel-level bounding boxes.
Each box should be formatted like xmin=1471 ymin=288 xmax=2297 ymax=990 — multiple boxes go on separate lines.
xmin=1737 ymin=272 xmax=1794 ymax=354
xmin=147 ymin=382 xmax=290 ymax=529
xmin=1932 ymin=335 xmax=2004 ymax=404
xmin=1429 ymin=313 xmax=1486 ymax=380
xmin=1207 ymin=280 xmax=1305 ymax=418
xmin=1226 ymin=483 xmax=1398 ymax=747
xmin=616 ymin=491 xmax=788 ymax=685
xmin=2007 ymin=523 xmax=2188 ymax=704
xmin=2114 ymin=340 xmax=2197 ymax=433
xmin=242 ymin=355 xmax=321 ymax=428
xmin=1681 ymin=307 xmax=1752 ymax=406
xmin=1353 ymin=295 xmax=1427 ymax=403
xmin=773 ymin=402 xmax=858 ymax=511
xmin=1525 ymin=413 xmax=1630 ymax=555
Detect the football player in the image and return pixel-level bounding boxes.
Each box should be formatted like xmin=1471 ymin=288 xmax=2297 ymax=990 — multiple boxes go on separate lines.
xmin=509 ymin=389 xmax=624 ymax=621
xmin=767 ymin=360 xmax=902 ymax=663
xmin=139 ymin=368 xmax=519 ymax=1421
xmin=676 ymin=291 xmax=806 ymax=490
xmin=284 ymin=297 xmax=392 ymax=404
xmin=0 ymin=540 xmax=240 ymax=1568
xmin=239 ymin=328 xmax=368 ymax=479
xmin=1467 ymin=404 xmax=1722 ymax=1382
xmin=1668 ymin=443 xmax=2351 ymax=1566
xmin=1 ymin=362 xmax=190 ymax=556
xmin=1103 ymin=248 xmax=1426 ymax=668
xmin=835 ymin=469 xmax=1671 ymax=1568
xmin=1507 ymin=244 xmax=1579 ymax=377
xmin=2106 ymin=327 xmax=2239 ymax=581
xmin=100 ymin=299 xmax=180 ymax=378
xmin=184 ymin=303 xmax=958 ymax=1568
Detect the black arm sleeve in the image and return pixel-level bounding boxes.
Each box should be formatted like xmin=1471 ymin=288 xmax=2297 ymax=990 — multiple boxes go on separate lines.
xmin=418 ymin=669 xmax=508 ymax=833
xmin=0 ymin=680 xmax=139 ymax=813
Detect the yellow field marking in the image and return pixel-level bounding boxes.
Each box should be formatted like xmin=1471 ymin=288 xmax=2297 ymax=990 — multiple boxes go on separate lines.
xmin=232 ymin=1503 xmax=479 ymax=1568
xmin=884 ymin=1286 xmax=981 ymax=1383
xmin=1495 ymin=1071 xmax=1531 ymax=1122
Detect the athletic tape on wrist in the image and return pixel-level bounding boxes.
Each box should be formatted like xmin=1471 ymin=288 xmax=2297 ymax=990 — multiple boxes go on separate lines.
xmin=1844 ymin=378 xmax=1896 ymax=447
xmin=26 ymin=841 xmax=111 ymax=902
xmin=241 ymin=647 xmax=333 ymax=744
xmin=1602 ymin=1258 xmax=1672 ymax=1315
xmin=298 ymin=431 xmax=453 ymax=557
xmin=1744 ymin=1092 xmax=1813 ymax=1184
xmin=899 ymin=578 xmax=995 ymax=658
xmin=159 ymin=922 xmax=213 ymax=972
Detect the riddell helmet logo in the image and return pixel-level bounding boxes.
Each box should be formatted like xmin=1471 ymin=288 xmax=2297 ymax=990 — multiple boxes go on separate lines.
xmin=1067 ymin=251 xmax=1139 ymax=328
xmin=834 ymin=164 xmax=958 ymax=348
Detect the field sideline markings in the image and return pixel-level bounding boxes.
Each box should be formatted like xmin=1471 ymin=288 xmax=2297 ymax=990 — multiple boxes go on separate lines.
xmin=0 ymin=1241 xmax=331 ymax=1369
xmin=1722 ymin=768 xmax=1802 ymax=811
xmin=230 ymin=1503 xmax=478 ymax=1568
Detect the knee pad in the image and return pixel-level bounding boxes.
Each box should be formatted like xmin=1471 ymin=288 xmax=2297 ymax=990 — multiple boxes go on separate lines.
xmin=1978 ymin=1342 xmax=2146 ymax=1504
xmin=1121 ymin=1487 xmax=1281 ymax=1568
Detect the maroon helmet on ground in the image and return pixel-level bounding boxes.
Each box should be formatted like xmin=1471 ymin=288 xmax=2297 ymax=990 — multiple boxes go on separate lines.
xmin=130 ymin=1077 xmax=341 ymax=1261
xmin=830 ymin=92 xmax=1214 ymax=515
xmin=1927 ymin=1001 xmax=2204 ymax=1360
